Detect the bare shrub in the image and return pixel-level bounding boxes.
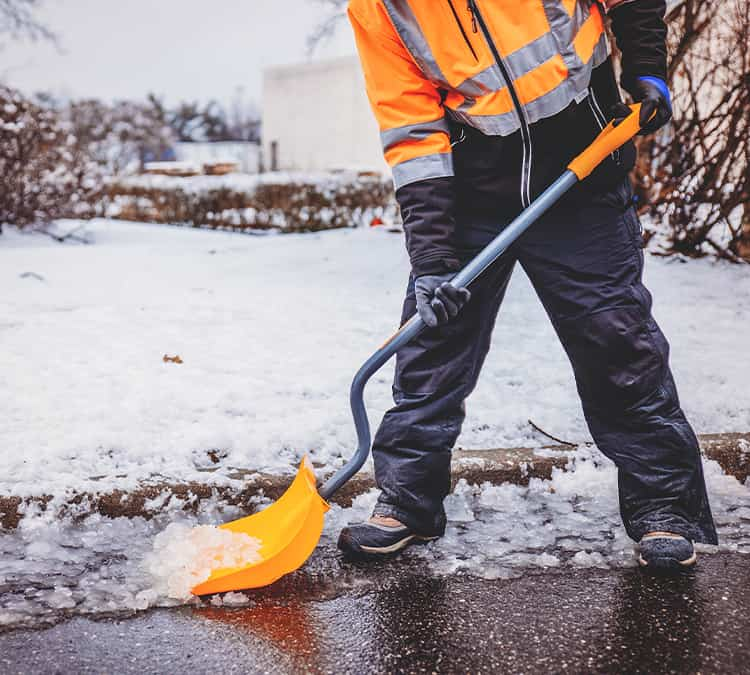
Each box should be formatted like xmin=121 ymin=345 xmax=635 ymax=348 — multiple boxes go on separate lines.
xmin=105 ymin=174 xmax=397 ymax=233
xmin=0 ymin=86 xmax=102 ymax=232
xmin=637 ymin=0 xmax=750 ymax=261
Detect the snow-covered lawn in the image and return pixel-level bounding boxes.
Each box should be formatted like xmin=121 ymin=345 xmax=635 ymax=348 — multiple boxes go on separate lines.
xmin=2 ymin=220 xmax=750 ymax=497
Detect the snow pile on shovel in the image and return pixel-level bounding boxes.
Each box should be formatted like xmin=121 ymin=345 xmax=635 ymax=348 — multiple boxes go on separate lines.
xmin=145 ymin=523 xmax=262 ymax=599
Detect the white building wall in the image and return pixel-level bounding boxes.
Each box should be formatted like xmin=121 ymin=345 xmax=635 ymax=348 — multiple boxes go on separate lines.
xmin=262 ymin=56 xmax=387 ymax=173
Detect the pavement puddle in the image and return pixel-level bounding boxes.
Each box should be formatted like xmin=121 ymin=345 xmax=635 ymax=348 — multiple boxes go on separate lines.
xmin=2 ymin=448 xmax=749 ymax=632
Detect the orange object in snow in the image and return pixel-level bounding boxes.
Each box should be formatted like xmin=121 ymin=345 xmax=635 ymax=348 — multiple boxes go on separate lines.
xmin=191 ymin=458 xmax=328 ymax=595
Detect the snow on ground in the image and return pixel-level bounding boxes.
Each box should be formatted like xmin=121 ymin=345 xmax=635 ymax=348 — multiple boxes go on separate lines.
xmin=2 ymin=219 xmax=750 ymax=497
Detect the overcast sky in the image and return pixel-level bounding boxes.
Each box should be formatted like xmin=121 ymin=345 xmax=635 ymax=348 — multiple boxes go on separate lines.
xmin=2 ymin=0 xmax=355 ymax=105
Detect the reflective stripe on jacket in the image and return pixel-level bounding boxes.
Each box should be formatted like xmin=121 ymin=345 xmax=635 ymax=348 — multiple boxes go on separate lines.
xmin=349 ymin=0 xmax=617 ymax=190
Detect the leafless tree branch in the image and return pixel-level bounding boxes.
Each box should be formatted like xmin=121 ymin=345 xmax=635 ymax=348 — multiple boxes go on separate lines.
xmin=637 ymin=0 xmax=750 ymax=261
xmin=0 ymin=0 xmax=55 ymax=45
xmin=306 ymin=0 xmax=347 ymax=56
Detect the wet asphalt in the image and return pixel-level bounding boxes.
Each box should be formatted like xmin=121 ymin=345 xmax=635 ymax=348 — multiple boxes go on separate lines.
xmin=1 ymin=552 xmax=749 ymax=675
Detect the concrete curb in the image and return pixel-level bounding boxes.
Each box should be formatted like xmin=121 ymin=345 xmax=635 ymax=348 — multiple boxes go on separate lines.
xmin=1 ymin=433 xmax=748 ymax=531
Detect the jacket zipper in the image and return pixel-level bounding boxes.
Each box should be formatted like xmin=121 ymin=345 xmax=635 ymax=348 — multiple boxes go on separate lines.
xmin=468 ymin=0 xmax=533 ymax=208
xmin=587 ymin=87 xmax=620 ymax=164
xmin=447 ymin=0 xmax=478 ymax=61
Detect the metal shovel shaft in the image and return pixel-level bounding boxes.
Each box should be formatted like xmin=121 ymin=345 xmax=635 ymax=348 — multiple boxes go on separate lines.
xmin=318 ymin=169 xmax=579 ymax=500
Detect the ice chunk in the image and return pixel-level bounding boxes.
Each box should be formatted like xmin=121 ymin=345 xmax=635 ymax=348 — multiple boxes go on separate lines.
xmin=45 ymin=587 xmax=77 ymax=609
xmin=222 ymin=591 xmax=252 ymax=606
xmin=145 ymin=523 xmax=262 ymax=600
xmin=535 ymin=553 xmax=561 ymax=568
xmin=444 ymin=480 xmax=476 ymax=523
xmin=570 ymin=551 xmax=607 ymax=568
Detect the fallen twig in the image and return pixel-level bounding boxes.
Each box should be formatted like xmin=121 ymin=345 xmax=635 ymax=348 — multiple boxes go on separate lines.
xmin=527 ymin=419 xmax=577 ymax=447
xmin=33 ymin=223 xmax=91 ymax=244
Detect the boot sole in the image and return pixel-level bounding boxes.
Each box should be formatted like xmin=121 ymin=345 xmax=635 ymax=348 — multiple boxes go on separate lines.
xmin=338 ymin=531 xmax=438 ymax=559
xmin=638 ymin=551 xmax=697 ymax=571
xmin=360 ymin=534 xmax=438 ymax=554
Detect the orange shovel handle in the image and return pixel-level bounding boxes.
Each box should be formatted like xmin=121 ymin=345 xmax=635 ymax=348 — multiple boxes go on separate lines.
xmin=568 ymin=103 xmax=647 ymax=180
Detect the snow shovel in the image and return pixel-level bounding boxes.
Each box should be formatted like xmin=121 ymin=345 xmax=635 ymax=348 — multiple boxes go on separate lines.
xmin=191 ymin=103 xmax=649 ymax=596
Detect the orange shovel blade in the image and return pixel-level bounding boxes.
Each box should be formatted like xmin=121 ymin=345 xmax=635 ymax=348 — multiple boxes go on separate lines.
xmin=191 ymin=457 xmax=330 ymax=595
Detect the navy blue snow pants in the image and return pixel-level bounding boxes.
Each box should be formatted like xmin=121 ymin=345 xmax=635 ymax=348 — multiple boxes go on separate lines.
xmin=372 ymin=179 xmax=718 ymax=545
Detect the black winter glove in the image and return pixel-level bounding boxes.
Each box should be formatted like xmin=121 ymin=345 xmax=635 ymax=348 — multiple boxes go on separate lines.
xmin=612 ymin=76 xmax=672 ymax=135
xmin=414 ymin=274 xmax=471 ymax=328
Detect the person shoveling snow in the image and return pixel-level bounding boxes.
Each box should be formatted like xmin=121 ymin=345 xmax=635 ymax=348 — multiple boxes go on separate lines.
xmin=185 ymin=1 xmax=717 ymax=594
xmin=337 ymin=0 xmax=717 ymax=572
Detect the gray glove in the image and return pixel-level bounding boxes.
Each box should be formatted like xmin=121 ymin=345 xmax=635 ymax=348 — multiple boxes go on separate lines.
xmin=414 ymin=274 xmax=471 ymax=328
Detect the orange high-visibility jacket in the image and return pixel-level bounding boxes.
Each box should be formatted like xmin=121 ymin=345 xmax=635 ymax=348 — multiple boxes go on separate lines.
xmin=349 ymin=0 xmax=627 ymax=191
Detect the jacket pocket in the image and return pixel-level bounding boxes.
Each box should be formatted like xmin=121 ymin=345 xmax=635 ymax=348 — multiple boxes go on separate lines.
xmin=446 ymin=0 xmax=479 ymax=62
xmin=623 ymin=204 xmax=645 ymax=251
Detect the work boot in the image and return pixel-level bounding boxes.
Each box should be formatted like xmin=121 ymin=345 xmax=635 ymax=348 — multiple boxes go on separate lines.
xmin=338 ymin=516 xmax=438 ymax=559
xmin=638 ymin=532 xmax=697 ymax=572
